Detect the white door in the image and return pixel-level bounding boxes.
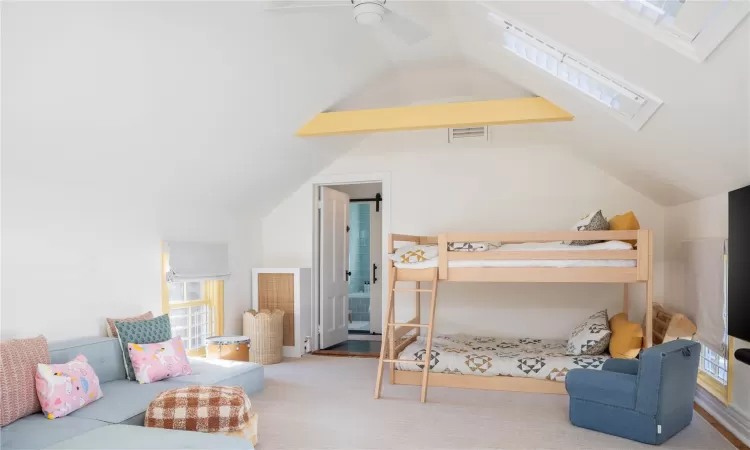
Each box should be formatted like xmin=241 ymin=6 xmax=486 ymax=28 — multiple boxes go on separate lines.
xmin=369 ymin=202 xmax=383 ymax=334
xmin=319 ymin=186 xmax=350 ymax=349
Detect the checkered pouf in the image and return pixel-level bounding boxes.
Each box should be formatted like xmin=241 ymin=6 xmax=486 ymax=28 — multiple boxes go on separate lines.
xmin=145 ymin=385 xmax=258 ymax=446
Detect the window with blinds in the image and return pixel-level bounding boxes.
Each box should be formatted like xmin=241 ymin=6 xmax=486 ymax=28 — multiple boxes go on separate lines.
xmin=161 ymin=253 xmax=224 ymax=356
xmin=697 ymin=251 xmax=732 ymax=403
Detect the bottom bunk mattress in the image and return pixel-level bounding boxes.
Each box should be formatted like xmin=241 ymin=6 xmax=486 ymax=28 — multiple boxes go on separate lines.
xmin=395 ymin=334 xmax=610 ymax=382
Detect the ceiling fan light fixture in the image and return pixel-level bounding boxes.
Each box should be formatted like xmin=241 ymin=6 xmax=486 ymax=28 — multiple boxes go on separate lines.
xmin=353 ymin=1 xmax=385 ymax=25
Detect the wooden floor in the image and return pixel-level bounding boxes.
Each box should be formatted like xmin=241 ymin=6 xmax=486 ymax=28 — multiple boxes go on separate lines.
xmin=312 ymin=340 xmax=381 ymax=358
xmin=695 ymin=403 xmax=749 ymax=450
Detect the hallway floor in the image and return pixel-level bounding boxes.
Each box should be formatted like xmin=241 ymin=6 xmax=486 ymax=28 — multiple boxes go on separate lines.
xmin=312 ymin=340 xmax=381 ymax=358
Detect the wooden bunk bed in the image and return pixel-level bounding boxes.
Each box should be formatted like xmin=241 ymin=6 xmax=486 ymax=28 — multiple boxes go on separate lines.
xmin=374 ymin=230 xmax=654 ymax=403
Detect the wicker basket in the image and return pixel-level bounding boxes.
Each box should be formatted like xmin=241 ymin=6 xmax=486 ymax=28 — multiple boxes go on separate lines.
xmin=243 ymin=309 xmax=285 ymax=365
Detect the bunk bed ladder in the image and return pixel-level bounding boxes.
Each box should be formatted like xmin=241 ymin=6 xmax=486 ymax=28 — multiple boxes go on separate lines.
xmin=374 ymin=267 xmax=438 ymax=403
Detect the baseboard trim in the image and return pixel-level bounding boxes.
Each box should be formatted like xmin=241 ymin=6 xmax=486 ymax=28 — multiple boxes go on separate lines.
xmin=696 ymin=386 xmax=750 ymax=447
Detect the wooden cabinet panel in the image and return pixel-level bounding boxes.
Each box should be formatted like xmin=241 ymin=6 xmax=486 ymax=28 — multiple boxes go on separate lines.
xmin=257 ymin=273 xmax=295 ymax=346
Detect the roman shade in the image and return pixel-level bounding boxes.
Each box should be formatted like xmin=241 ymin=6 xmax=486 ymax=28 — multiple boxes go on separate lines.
xmin=683 ymin=238 xmax=726 ymax=356
xmin=165 ymin=241 xmax=231 ymax=282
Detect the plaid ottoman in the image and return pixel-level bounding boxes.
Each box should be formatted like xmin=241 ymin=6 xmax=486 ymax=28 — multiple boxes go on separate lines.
xmin=145 ymin=385 xmax=258 ymax=446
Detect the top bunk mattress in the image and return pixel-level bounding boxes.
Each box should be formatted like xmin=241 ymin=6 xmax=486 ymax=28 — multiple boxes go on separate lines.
xmin=394 ymin=240 xmax=636 ymax=269
xmin=395 ymin=334 xmax=610 ymax=382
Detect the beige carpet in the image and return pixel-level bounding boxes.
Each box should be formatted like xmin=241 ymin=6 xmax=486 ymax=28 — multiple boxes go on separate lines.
xmin=251 ymin=356 xmax=734 ymax=450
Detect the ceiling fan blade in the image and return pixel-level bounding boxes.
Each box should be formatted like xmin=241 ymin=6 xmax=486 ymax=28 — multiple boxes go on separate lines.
xmin=381 ymin=7 xmax=431 ymax=45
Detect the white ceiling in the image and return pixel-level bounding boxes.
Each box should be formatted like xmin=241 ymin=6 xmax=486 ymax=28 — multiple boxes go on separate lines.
xmin=3 ymin=1 xmax=749 ymax=219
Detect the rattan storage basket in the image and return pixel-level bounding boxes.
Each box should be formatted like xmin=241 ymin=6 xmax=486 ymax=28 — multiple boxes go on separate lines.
xmin=243 ymin=309 xmax=285 ymax=364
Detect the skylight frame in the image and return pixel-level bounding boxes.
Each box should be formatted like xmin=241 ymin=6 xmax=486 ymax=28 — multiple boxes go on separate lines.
xmin=488 ymin=12 xmax=662 ymax=131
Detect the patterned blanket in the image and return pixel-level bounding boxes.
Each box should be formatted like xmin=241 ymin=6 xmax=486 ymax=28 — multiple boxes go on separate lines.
xmin=145 ymin=385 xmax=253 ymax=433
xmin=396 ymin=334 xmax=610 ymax=382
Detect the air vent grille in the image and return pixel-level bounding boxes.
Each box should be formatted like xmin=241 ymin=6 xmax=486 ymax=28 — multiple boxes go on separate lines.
xmin=449 ymin=126 xmax=489 ymax=143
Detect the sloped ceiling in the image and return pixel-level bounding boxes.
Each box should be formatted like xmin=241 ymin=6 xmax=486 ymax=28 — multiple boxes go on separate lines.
xmin=4 ymin=0 xmax=748 ymax=220
xmin=443 ymin=1 xmax=750 ymax=205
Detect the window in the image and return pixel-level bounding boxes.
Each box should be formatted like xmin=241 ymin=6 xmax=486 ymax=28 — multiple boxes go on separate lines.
xmin=487 ymin=11 xmax=662 ymax=131
xmin=161 ymin=252 xmax=224 ymax=356
xmin=697 ymin=249 xmax=733 ymax=404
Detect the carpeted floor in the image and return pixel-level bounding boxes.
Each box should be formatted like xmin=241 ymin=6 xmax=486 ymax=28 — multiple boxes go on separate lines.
xmin=250 ymin=356 xmax=734 ymax=450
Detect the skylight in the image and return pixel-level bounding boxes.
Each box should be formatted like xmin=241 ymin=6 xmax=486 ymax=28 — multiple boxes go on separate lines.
xmin=622 ymin=0 xmax=686 ymax=26
xmin=591 ymin=0 xmax=749 ymax=62
xmin=488 ymin=12 xmax=662 ymax=131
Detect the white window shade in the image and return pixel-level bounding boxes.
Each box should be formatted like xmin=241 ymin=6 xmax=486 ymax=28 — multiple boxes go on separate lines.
xmin=165 ymin=241 xmax=231 ymax=282
xmin=683 ymin=238 xmax=726 ymax=356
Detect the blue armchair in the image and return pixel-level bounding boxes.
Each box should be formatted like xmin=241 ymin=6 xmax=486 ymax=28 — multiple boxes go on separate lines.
xmin=565 ymin=339 xmax=701 ymax=445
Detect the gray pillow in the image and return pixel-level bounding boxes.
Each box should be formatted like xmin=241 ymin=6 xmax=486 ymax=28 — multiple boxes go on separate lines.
xmin=115 ymin=314 xmax=172 ymax=381
xmin=570 ymin=210 xmax=610 ymax=245
xmin=566 ymin=310 xmax=611 ymax=356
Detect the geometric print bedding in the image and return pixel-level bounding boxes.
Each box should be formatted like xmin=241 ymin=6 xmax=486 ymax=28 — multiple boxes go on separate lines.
xmin=395 ymin=334 xmax=609 ymax=382
xmin=565 ymin=310 xmax=612 ymax=356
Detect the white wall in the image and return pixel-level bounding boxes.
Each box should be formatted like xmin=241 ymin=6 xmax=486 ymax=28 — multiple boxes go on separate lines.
xmin=330 ymin=183 xmax=382 ymax=200
xmin=664 ymin=193 xmax=750 ymax=419
xmin=0 ymin=177 xmax=262 ymax=340
xmin=1 ymin=2 xmax=266 ymax=341
xmin=262 ymin=130 xmax=666 ymax=340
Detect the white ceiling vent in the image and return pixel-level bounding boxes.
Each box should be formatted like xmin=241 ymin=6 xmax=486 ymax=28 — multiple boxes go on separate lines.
xmin=448 ymin=126 xmax=489 ymax=143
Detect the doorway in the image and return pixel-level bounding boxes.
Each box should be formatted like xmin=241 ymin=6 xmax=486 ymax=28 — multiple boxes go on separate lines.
xmin=313 ymin=181 xmax=384 ymax=356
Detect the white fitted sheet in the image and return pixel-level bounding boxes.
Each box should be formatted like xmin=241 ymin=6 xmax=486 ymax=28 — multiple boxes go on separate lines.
xmin=393 ymin=240 xmax=636 ymax=269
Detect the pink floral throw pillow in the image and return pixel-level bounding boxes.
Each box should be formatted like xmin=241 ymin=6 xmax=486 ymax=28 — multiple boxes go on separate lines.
xmin=128 ymin=337 xmax=192 ymax=384
xmin=36 ymin=354 xmax=103 ymax=420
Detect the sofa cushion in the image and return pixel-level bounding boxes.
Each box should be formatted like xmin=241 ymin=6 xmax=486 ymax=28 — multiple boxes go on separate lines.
xmin=128 ymin=337 xmax=192 ymax=384
xmin=105 ymin=312 xmax=153 ymax=338
xmin=170 ymin=358 xmax=264 ymax=395
xmin=49 ymin=338 xmax=126 ymax=384
xmin=44 ymin=424 xmax=253 ymax=449
xmin=0 ymin=336 xmax=50 ymax=426
xmin=0 ymin=414 xmax=107 ymax=450
xmin=67 ymin=379 xmax=187 ymax=425
xmin=566 ymin=368 xmax=637 ymax=410
xmin=114 ymin=314 xmax=172 ymax=381
xmin=36 ymin=354 xmax=104 ymax=419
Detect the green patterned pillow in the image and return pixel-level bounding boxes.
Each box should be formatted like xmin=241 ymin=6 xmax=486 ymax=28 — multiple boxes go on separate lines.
xmin=115 ymin=314 xmax=172 ymax=381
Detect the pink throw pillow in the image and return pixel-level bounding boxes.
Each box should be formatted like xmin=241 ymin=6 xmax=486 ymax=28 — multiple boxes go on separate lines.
xmin=0 ymin=336 xmax=50 ymax=426
xmin=36 ymin=354 xmax=103 ymax=419
xmin=128 ymin=337 xmax=192 ymax=384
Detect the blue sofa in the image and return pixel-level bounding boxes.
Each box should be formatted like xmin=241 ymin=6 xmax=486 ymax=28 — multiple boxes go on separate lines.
xmin=566 ymin=339 xmax=701 ymax=445
xmin=0 ymin=337 xmax=265 ymax=450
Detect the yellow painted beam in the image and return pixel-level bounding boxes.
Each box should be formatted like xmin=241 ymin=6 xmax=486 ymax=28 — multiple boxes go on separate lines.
xmin=295 ymin=97 xmax=573 ymax=137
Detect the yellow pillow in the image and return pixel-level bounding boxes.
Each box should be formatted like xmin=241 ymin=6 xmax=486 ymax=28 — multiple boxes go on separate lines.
xmin=608 ymin=211 xmax=640 ymax=246
xmin=609 ymin=313 xmax=643 ymax=359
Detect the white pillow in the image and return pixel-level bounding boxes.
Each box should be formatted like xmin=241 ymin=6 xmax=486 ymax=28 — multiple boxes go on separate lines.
xmin=389 ymin=244 xmax=438 ymax=264
xmin=566 ymin=310 xmax=612 ymax=356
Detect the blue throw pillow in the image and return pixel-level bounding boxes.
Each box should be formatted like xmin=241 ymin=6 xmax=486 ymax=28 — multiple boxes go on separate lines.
xmin=115 ymin=314 xmax=172 ymax=381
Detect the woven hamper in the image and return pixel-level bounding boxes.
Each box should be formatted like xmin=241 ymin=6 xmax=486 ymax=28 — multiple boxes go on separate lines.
xmin=243 ymin=309 xmax=285 ymax=364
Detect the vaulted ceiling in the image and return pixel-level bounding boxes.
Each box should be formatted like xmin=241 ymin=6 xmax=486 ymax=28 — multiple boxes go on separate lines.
xmin=3 ymin=1 xmax=748 ymax=219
